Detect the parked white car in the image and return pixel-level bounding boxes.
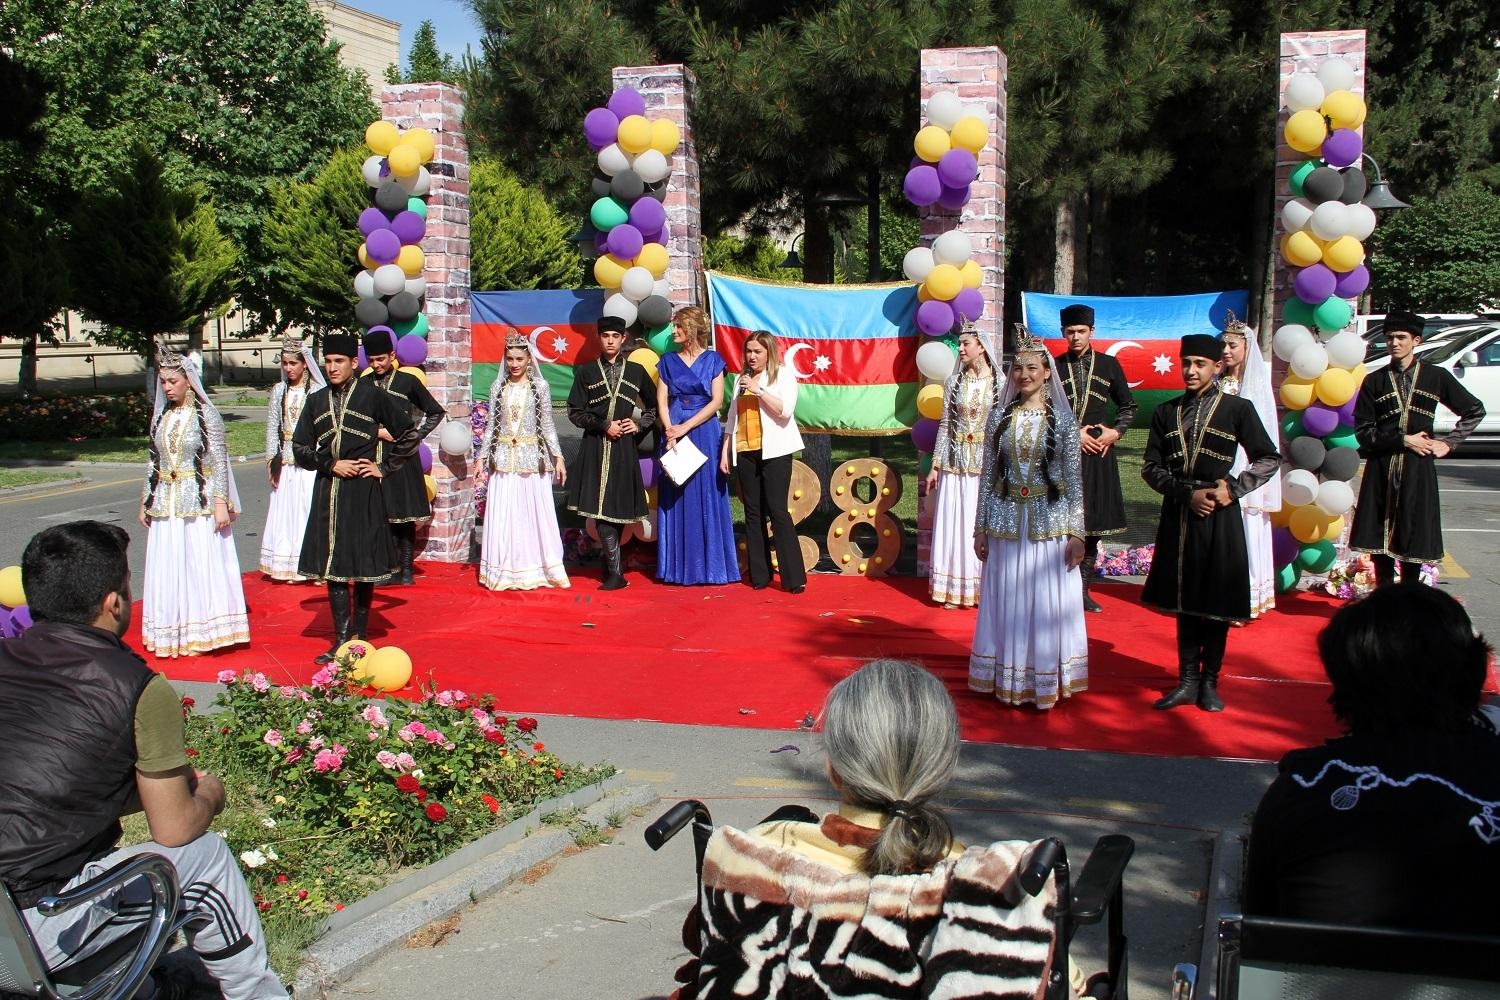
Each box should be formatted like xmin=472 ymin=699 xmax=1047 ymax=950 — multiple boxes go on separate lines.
xmin=1418 ymin=325 xmax=1500 ymax=444
xmin=1363 ymin=322 xmax=1500 ymax=373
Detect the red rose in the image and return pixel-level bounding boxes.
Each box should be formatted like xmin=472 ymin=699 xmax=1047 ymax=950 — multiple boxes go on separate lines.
xmin=553 ymin=768 xmax=565 ymax=780
xmin=532 ymin=742 xmax=545 ymax=752
xmin=297 ymin=889 xmax=308 ymax=900
xmin=185 ymin=747 xmax=199 ymax=757
xmin=395 ymin=774 xmax=421 ymax=793
xmin=334 ymin=904 xmax=344 ymax=912
xmin=481 ymin=794 xmax=500 ymax=814
xmin=425 ymin=802 xmax=447 ymax=822
xmin=483 ymin=729 xmax=506 ymax=745
xmin=417 ymin=789 xmax=428 ymax=803
xmin=493 ymin=716 xmax=508 ymax=727
xmin=517 ymin=717 xmax=537 ymax=733
xmin=275 ymin=874 xmax=289 ymax=884
xmin=259 ymin=900 xmax=272 ymax=912
xmin=220 ymin=726 xmax=231 ymax=735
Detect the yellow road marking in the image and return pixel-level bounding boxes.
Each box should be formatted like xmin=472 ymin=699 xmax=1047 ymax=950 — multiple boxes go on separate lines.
xmin=1063 ymin=797 xmax=1164 ymax=816
xmin=1442 ymin=554 xmax=1469 ymax=579
xmin=0 ymin=458 xmax=260 ymax=507
xmin=623 ymin=769 xmax=676 ymax=783
xmin=733 ymin=777 xmax=823 ymax=791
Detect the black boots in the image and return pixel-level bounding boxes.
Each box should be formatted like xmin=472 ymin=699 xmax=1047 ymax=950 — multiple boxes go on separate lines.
xmin=1156 ymin=615 xmax=1229 ymax=711
xmin=1081 ymin=555 xmax=1102 ymax=613
xmin=1153 ymin=668 xmax=1201 ymax=710
xmin=393 ymin=526 xmax=416 ymax=586
xmin=598 ymin=523 xmax=627 ymax=590
xmin=315 ymin=584 xmax=352 ymax=664
xmin=1197 ymin=621 xmax=1229 ymax=712
xmin=350 ymin=582 xmax=374 ymax=642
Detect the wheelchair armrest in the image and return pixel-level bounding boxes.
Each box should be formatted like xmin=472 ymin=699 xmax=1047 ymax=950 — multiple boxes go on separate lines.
xmin=36 ymin=854 xmax=179 ymax=917
xmin=645 ymin=800 xmax=712 ymax=851
xmin=758 ymin=804 xmax=818 ymax=825
xmin=1019 ymin=838 xmax=1066 ymax=898
xmin=1070 ymin=835 xmax=1134 ymax=924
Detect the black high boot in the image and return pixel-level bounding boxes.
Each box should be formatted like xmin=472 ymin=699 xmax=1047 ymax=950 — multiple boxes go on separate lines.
xmin=1399 ymin=560 xmax=1424 ymax=586
xmin=1154 ymin=615 xmax=1202 ymax=710
xmin=395 ymin=525 xmax=416 ymax=586
xmin=598 ymin=523 xmax=627 ymax=591
xmin=350 ymin=582 xmax=374 ymax=641
xmin=1372 ymin=554 xmax=1397 ymax=588
xmin=315 ymin=584 xmax=352 ymax=664
xmin=1197 ymin=620 xmax=1230 ymax=712
xmin=1081 ymin=556 xmax=1102 ymax=613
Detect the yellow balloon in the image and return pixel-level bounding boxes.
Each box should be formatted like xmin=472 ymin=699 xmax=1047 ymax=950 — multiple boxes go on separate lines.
xmin=1315 ymin=366 xmax=1356 ymax=406
xmin=0 ymin=565 xmax=24 ymax=608
xmin=916 ymin=383 xmax=945 ymax=421
xmin=925 ymin=263 xmax=963 ymax=302
xmin=1320 ymin=90 xmax=1366 ymax=130
xmin=593 ymin=253 xmax=628 ymax=289
xmin=406 ymin=366 xmax=428 ymax=387
xmin=617 ymin=115 xmax=652 ymax=155
xmin=1320 ymin=515 xmax=1346 ymax=543
xmin=1282 ymin=231 xmax=1324 ymax=268
xmin=365 ymin=120 xmax=399 ymax=155
xmin=959 ymin=259 xmax=983 ymax=290
xmin=337 ymin=639 xmax=377 ymax=679
xmin=1269 ymin=503 xmax=1293 ymax=529
xmin=1322 ymin=235 xmax=1365 ymax=272
xmin=424 ymin=474 xmax=437 ymax=502
xmin=1350 ymin=362 xmax=1367 ymax=386
xmin=397 ymin=245 xmax=426 ymax=278
xmin=388 ymin=143 xmax=421 ymax=178
xmin=1290 ymin=504 xmax=1333 ymax=544
xmin=365 ymin=646 xmax=413 ymax=692
xmin=1279 ymin=375 xmax=1316 ymax=410
xmin=628 ymin=347 xmax=661 ymax=385
xmin=1284 ymin=108 xmax=1328 ymax=154
xmin=402 ymin=127 xmax=436 ymax=164
xmin=914 ymin=125 xmax=951 ymax=163
xmin=357 ymin=244 xmax=374 ymax=270
xmin=949 ymin=116 xmax=987 ymax=155
xmin=916 ymin=283 xmax=932 ymax=303
xmin=635 ymin=242 xmax=669 ymax=279
xmin=649 ymin=118 xmax=680 ymax=155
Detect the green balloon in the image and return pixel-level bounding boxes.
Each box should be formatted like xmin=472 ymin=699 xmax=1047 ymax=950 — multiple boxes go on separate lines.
xmin=1282 ymin=298 xmax=1316 ymax=328
xmin=406 ymin=196 xmax=428 ymax=219
xmin=1323 ymin=425 xmax=1358 ymax=451
xmin=589 ymin=196 xmax=629 ymax=232
xmin=1297 ymin=539 xmax=1337 ymax=573
xmin=918 ymin=451 xmax=934 ymax=478
xmin=1289 ymin=160 xmax=1318 ymax=199
xmin=392 ymin=313 xmax=429 ymax=338
xmin=1313 ymin=295 xmax=1352 ymax=333
xmin=1281 ymin=411 xmax=1306 ymax=441
xmin=645 ymin=322 xmax=675 ymax=355
xmin=1276 ymin=562 xmax=1301 ymax=593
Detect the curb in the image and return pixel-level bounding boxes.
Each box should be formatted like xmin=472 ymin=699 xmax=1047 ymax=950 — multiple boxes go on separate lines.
xmin=290 ymin=780 xmax=660 ymax=998
xmin=0 ymin=472 xmax=89 ymax=494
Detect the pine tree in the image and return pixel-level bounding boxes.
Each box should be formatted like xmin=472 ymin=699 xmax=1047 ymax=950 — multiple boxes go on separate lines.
xmin=470 ymin=157 xmax=585 ymax=291
xmin=260 ymin=148 xmax=369 ymax=337
xmin=394 ymin=20 xmax=461 ymax=85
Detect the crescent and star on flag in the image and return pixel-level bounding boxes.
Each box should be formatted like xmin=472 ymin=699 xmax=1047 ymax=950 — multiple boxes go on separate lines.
xmin=527 ymin=325 xmax=570 ymax=363
xmin=1103 ymin=340 xmax=1173 ymax=388
xmin=782 ymin=342 xmax=832 ymax=380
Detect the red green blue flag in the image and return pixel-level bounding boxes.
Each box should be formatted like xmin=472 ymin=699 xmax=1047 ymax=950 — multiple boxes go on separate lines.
xmin=471 ymin=290 xmax=605 ymax=402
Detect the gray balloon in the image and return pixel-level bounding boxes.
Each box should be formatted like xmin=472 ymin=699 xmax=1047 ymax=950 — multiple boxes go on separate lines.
xmin=355 ymin=297 xmax=388 ymax=328
xmin=1304 ymin=166 xmax=1343 ymax=204
xmin=1288 ymin=436 xmax=1327 ymax=471
xmin=386 ymin=291 xmax=421 ymax=321
xmin=591 ymin=175 xmax=613 ymax=200
xmin=1339 ymin=167 xmax=1368 ymax=205
xmin=637 ymin=294 xmax=672 ymax=329
xmin=375 ymin=180 xmax=408 ymax=213
xmin=644 ymin=180 xmax=667 ymax=202
xmin=610 ymin=170 xmax=644 ymax=202
xmin=1321 ymin=445 xmax=1361 ymax=481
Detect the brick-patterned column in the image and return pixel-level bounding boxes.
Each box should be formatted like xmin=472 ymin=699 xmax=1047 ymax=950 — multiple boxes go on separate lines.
xmin=916 ymin=46 xmax=1008 ymax=575
xmin=381 ymin=82 xmax=474 ymax=562
xmin=612 ymin=65 xmax=702 ymax=309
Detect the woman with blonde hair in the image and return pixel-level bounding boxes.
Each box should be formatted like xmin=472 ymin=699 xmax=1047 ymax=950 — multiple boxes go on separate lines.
xmin=721 ymin=331 xmax=806 ymax=593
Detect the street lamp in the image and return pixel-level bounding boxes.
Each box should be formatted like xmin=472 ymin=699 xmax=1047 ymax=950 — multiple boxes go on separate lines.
xmin=1360 ymin=153 xmax=1410 ymax=211
xmin=780 ymin=233 xmax=805 ymax=271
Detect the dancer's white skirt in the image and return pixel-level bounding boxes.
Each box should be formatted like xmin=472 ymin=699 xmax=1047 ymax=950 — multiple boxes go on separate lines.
xmin=480 ymin=472 xmax=570 ymax=591
xmin=260 ymin=465 xmax=316 ymax=581
xmin=968 ymin=510 xmax=1089 ymax=709
xmin=142 ymin=514 xmax=250 ymax=657
xmin=929 ymin=472 xmax=982 ymax=607
xmin=1243 ymin=506 xmax=1276 ymax=618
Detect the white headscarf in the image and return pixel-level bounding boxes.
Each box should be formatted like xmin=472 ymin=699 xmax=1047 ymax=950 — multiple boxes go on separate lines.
xmin=944 ymin=326 xmax=1005 ymax=415
xmin=480 ymin=331 xmax=552 ymax=467
xmin=996 ymin=327 xmax=1075 ymax=422
xmin=1225 ymin=324 xmax=1282 ymax=512
xmin=150 ymin=344 xmax=242 ymax=512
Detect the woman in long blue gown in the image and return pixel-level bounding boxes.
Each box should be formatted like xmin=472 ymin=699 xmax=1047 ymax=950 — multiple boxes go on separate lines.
xmin=655 ymin=306 xmax=741 ymax=584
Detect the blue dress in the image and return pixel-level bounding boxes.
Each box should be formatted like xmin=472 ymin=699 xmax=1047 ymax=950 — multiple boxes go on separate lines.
xmin=657 ymin=351 xmax=741 ymax=584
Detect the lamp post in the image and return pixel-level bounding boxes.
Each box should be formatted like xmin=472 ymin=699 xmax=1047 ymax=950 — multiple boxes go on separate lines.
xmin=780 ymin=233 xmax=805 ymax=272
xmin=1360 ymin=153 xmax=1410 ymax=211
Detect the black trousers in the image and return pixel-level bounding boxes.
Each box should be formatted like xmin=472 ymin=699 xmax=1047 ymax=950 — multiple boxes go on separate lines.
xmin=1372 ymin=554 xmax=1423 ymax=586
xmin=735 ymin=450 xmax=806 ymax=590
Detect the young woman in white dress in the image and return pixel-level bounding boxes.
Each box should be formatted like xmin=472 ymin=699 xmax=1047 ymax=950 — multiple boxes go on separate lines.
xmin=1218 ymin=317 xmax=1281 ymax=618
xmin=139 ymin=345 xmax=249 ymax=657
xmin=969 ymin=333 xmax=1088 ymax=709
xmin=259 ymin=335 xmax=324 ymax=581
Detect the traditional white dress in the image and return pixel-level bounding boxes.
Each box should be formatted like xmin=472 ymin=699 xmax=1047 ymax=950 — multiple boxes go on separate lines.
xmin=929 ymin=369 xmax=995 ymax=607
xmin=968 ymin=406 xmax=1089 ymax=709
xmin=259 ymin=378 xmax=317 ymax=581
xmin=141 ymin=399 xmax=250 ymax=657
xmin=479 ymin=374 xmax=570 ymax=591
xmin=1220 ymin=346 xmax=1281 ymax=618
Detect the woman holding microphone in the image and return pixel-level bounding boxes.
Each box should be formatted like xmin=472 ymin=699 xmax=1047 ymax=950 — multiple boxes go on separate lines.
xmin=721 ymin=331 xmax=807 ymax=593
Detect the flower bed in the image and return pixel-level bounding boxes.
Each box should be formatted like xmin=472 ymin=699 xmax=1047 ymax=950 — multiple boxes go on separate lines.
xmin=0 ymin=391 xmax=152 ymax=440
xmin=188 ymin=655 xmax=614 ymax=973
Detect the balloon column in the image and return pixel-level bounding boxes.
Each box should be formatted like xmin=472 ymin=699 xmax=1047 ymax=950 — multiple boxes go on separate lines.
xmin=0 ymin=565 xmax=31 ymax=640
xmin=902 ymin=91 xmax=989 ymax=212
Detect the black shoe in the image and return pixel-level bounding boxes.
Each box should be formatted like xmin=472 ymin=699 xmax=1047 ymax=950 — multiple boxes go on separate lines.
xmin=1083 ymin=594 xmax=1102 ymax=613
xmin=314 ymin=646 xmax=339 ymax=665
xmin=144 ymin=966 xmax=195 ymax=1000
xmin=1153 ymin=669 xmax=1200 ymax=710
xmin=1197 ymin=682 xmax=1225 ymax=712
xmin=786 ymin=585 xmax=806 ymax=595
xmin=600 ymin=574 xmax=629 ymax=591
xmin=751 ymin=582 xmax=770 ymax=591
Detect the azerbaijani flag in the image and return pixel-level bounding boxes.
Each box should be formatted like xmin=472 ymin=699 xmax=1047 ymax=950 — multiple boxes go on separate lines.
xmin=471 ymin=290 xmax=606 ymax=402
xmin=707 ymin=272 xmax=920 ymax=434
xmin=1021 ymin=290 xmax=1249 ymax=418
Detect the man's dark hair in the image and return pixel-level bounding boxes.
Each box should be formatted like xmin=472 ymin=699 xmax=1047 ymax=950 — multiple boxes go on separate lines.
xmin=21 ymin=521 xmax=131 ymax=625
xmin=1319 ymin=585 xmax=1491 ymax=747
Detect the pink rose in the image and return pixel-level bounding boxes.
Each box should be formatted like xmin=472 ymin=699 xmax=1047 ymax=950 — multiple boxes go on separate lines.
xmin=308 ymin=737 xmax=325 ymax=751
xmin=310 ymin=665 xmax=337 ymax=690
xmin=376 ymin=750 xmax=398 ymax=769
xmin=296 ymin=720 xmax=314 ymax=735
xmin=434 ymin=690 xmax=456 ymax=707
xmin=217 ymin=670 xmax=237 ymax=684
xmin=423 ymin=729 xmax=446 ymax=744
xmin=471 ymin=709 xmax=491 ymax=727
xmin=250 ymin=673 xmax=270 ymax=694
xmin=279 ymin=685 xmax=300 ymax=698
xmin=313 ymin=749 xmax=341 ymax=773
xmin=395 ymin=752 xmax=416 ymax=771
xmin=286 ymin=747 xmax=304 ymax=764
xmin=361 ymin=705 xmax=389 ymax=728
xmin=263 ymin=730 xmax=283 ymax=747
xmin=367 ymin=731 xmax=379 ymax=740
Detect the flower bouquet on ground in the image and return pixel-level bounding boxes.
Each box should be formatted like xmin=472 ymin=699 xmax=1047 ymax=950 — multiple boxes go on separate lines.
xmin=1096 ymin=543 xmax=1154 ymax=578
xmin=1321 ymin=553 xmax=1439 ymax=600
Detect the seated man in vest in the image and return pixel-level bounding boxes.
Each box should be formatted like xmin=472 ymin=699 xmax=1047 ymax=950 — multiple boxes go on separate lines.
xmin=0 ymin=521 xmax=286 ymax=999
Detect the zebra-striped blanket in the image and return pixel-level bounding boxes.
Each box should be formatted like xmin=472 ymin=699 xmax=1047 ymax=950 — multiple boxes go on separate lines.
xmin=672 ymin=822 xmax=1058 ymax=999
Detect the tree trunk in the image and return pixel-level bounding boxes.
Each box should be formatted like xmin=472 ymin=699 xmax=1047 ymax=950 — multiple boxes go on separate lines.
xmin=1053 ymin=197 xmax=1076 ymax=295
xmin=19 ymin=333 xmax=38 ymax=398
xmin=1074 ymin=192 xmax=1090 ymax=292
xmin=1249 ymin=173 xmax=1276 ymax=343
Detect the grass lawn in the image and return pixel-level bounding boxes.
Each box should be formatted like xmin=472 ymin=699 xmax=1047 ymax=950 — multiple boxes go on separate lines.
xmin=0 ymin=468 xmax=83 ymax=490
xmin=0 ymin=416 xmax=266 ymax=465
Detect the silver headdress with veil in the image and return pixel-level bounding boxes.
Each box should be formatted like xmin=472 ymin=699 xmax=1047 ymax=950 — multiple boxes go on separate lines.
xmin=280 ymin=333 xmax=326 ymax=390
xmin=996 ymin=325 xmax=1075 ymax=419
xmin=941 ymin=323 xmax=1005 ymax=415
xmin=1219 ymin=313 xmax=1282 ymax=511
xmin=479 ymin=329 xmax=554 ymax=469
xmin=150 ymin=339 xmax=242 ymax=512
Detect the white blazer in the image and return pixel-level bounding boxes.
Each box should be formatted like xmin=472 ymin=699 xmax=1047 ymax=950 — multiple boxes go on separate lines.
xmin=724 ymin=368 xmax=804 ymax=464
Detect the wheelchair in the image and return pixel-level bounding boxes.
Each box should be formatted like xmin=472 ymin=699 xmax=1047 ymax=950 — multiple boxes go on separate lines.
xmin=0 ymin=853 xmax=210 ymax=1000
xmin=647 ymin=800 xmax=1135 ymax=1000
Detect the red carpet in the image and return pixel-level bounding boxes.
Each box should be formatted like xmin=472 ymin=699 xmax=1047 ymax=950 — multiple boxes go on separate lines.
xmin=144 ymin=563 xmax=1353 ymax=762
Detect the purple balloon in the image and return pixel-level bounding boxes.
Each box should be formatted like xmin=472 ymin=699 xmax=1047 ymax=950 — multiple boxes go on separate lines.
xmin=639 ymin=226 xmax=669 ymax=247
xmin=358 ymin=207 xmax=390 ymax=237
xmin=365 ymin=228 xmax=400 ymax=264
xmin=583 ymin=107 xmax=620 ymax=150
xmin=1322 ymin=128 xmax=1363 ymax=169
xmin=628 ymin=197 xmax=666 ymax=234
xmin=1333 ymin=264 xmax=1370 ymax=298
xmin=911 ymin=418 xmax=940 ymax=453
xmin=916 ymin=299 xmax=957 ymax=337
xmin=419 ymin=442 xmax=433 ymax=474
xmin=1272 ymin=527 xmax=1299 ymax=568
xmin=390 ymin=210 xmax=425 ymax=245
xmin=1301 ymin=402 xmax=1340 ymax=437
xmin=903 ymin=165 xmax=942 ymax=207
xmin=395 ymin=334 xmax=428 ymax=367
xmin=606 ymin=223 xmax=644 ymax=260
xmin=11 ymin=605 xmax=31 ymax=633
xmin=1294 ymin=263 xmax=1338 ymax=305
xmin=638 ymin=457 xmax=658 ymax=490
xmin=936 ymin=183 xmax=971 ymax=211
xmin=0 ymin=608 xmax=13 ymax=639
xmin=936 ymin=147 xmax=978 ymax=189
xmin=594 ymin=232 xmax=610 ymax=253
xmin=607 ymin=88 xmax=647 ymax=120
xmin=356 ymin=346 xmax=369 ymax=371
xmin=1336 ymin=396 xmax=1358 ymax=427
xmin=952 ymin=287 xmax=985 ymax=323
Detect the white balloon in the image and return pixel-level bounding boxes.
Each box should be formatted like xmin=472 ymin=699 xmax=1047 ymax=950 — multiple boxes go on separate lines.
xmin=925 ymin=91 xmax=963 ymax=130
xmin=916 ymin=340 xmax=956 ymax=381
xmin=1273 ymin=324 xmax=1315 ymax=362
xmin=1326 ymin=331 xmax=1365 ymax=369
xmin=633 ymin=148 xmax=670 ymax=184
xmin=1309 ymin=201 xmax=1349 ymax=241
xmin=960 ymin=104 xmax=988 ymax=124
xmin=1317 ymin=324 xmax=1342 ymax=343
xmin=353 ymin=269 xmax=377 ymax=299
xmin=1283 ymin=470 xmax=1319 ymax=508
xmin=932 ymin=231 xmax=972 ymax=266
xmin=373 ymin=264 xmax=406 ymax=296
xmin=411 ymin=166 xmax=431 ymax=196
xmin=903 ymin=247 xmax=935 ymax=283
xmin=1344 ymin=202 xmax=1377 ymax=241
xmin=1290 ymin=342 xmax=1330 ymax=380
xmin=602 ymin=292 xmax=638 ymax=327
xmin=403 ymin=276 xmax=426 ymax=299
xmin=438 ymin=419 xmax=471 ymax=457
xmin=597 ymin=143 xmax=631 ymax=177
xmin=1314 ymin=479 xmax=1354 ymax=517
xmin=651 ymin=278 xmax=671 ymax=299
xmin=1316 ymin=59 xmax=1357 ymax=94
xmin=635 ymin=508 xmax=657 ymax=543
xmin=362 ymin=155 xmax=386 ymax=188
xmin=1284 ymin=74 xmax=1326 ymax=113
xmin=1280 ymin=197 xmax=1315 ymax=233
xmin=620 ymin=266 xmax=655 ymax=302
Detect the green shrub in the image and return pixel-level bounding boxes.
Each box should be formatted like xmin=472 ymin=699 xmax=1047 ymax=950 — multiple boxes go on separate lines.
xmin=0 ymin=392 xmax=152 ymax=440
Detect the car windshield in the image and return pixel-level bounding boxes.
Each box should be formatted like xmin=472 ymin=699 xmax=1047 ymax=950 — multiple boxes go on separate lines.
xmin=1421 ymin=325 xmax=1500 ymax=365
